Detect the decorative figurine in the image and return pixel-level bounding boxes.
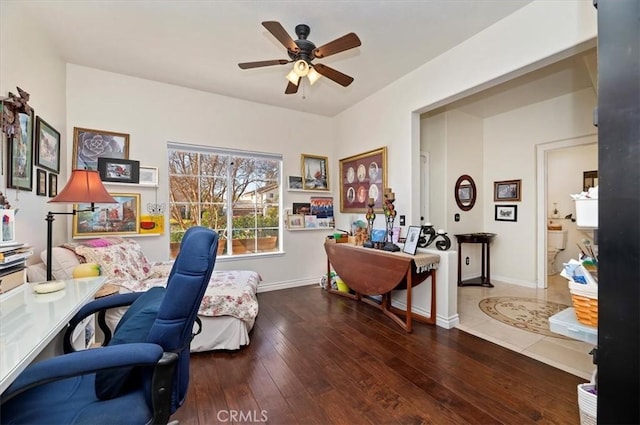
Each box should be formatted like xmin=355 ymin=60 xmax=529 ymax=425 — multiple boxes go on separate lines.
xmin=418 ymin=222 xmax=451 ymax=251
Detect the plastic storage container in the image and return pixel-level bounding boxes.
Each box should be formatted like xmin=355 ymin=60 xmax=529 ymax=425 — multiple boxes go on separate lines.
xmin=549 ymin=307 xmax=598 ymax=345
xmin=575 ymin=199 xmax=598 ymax=228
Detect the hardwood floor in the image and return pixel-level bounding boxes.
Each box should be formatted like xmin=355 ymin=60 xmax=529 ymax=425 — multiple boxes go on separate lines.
xmin=172 ymin=285 xmax=582 ymax=424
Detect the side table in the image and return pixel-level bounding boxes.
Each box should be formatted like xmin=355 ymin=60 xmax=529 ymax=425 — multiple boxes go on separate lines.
xmin=454 ymin=233 xmax=496 ymax=287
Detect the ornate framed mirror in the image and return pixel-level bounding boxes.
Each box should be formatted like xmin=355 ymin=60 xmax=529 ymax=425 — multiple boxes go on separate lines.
xmin=455 ymin=174 xmax=476 ymax=211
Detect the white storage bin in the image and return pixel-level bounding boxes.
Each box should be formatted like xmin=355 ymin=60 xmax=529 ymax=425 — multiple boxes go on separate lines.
xmin=575 ymin=199 xmax=598 ymax=228
xmin=577 ymin=383 xmax=597 ymax=425
xmin=549 ymin=307 xmax=598 ymax=345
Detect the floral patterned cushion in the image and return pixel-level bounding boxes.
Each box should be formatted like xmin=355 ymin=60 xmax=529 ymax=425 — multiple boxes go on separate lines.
xmin=75 ymin=240 xmax=153 ymax=281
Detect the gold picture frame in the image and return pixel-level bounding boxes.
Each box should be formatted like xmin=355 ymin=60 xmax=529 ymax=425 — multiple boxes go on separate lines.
xmin=301 ymin=154 xmax=329 ymax=191
xmin=339 ymin=147 xmax=387 ymax=213
xmin=72 ymin=193 xmax=140 ymax=238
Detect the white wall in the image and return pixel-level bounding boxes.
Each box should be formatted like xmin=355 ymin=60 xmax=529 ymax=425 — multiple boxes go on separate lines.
xmin=65 ymin=65 xmax=333 ymax=289
xmin=0 ymin=1 xmax=67 ymax=266
xmin=334 ymin=1 xmax=597 ymax=287
xmin=483 ymin=88 xmax=596 ymax=285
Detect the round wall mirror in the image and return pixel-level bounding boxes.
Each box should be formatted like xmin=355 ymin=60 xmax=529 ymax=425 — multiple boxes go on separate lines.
xmin=455 ymin=174 xmax=477 ymax=211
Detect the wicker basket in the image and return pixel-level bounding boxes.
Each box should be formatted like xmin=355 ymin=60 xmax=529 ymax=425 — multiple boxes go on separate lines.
xmin=571 ymin=293 xmax=598 ymax=326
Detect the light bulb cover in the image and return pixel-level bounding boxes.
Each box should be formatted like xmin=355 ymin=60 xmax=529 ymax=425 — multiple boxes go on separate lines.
xmin=307 ymin=67 xmax=322 ymax=85
xmin=293 ymin=60 xmax=309 ymax=77
xmin=285 ymin=69 xmax=300 ymax=86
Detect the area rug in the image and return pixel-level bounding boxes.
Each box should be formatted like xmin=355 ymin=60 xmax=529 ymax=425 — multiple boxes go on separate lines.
xmin=479 ymin=296 xmax=570 ymax=338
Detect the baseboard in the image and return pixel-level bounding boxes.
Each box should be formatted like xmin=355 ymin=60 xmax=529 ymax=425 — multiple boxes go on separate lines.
xmin=390 ymin=300 xmax=459 ymax=330
xmin=257 ymin=277 xmax=319 ymax=293
xmin=490 ymin=274 xmax=538 ymax=288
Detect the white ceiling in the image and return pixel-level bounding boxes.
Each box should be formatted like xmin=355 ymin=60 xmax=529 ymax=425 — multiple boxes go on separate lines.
xmin=19 ymin=0 xmax=536 ymax=117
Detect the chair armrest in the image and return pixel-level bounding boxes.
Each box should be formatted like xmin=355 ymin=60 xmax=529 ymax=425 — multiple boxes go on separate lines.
xmin=64 ymin=292 xmax=144 ymax=353
xmin=1 ymin=343 xmax=165 ymax=403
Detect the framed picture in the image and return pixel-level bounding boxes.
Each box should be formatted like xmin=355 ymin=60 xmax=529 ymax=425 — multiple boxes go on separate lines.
xmin=339 ymin=147 xmax=387 ymax=213
xmin=403 ymin=225 xmax=422 ymax=255
xmin=287 ymin=176 xmax=303 ymax=190
xmin=139 ymin=166 xmax=159 ymax=186
xmin=34 ymin=116 xmax=60 ymax=173
xmin=457 ymin=184 xmax=472 ymax=202
xmin=73 ymin=193 xmax=140 ymax=237
xmin=36 ymin=169 xmax=47 ymax=196
xmin=98 ymin=157 xmax=140 ymax=184
xmin=304 ymin=215 xmax=319 ymax=228
xmin=287 ymin=214 xmax=304 ymax=229
xmin=7 ymin=111 xmax=34 ymax=190
xmin=301 ymin=154 xmax=329 ymax=191
xmin=494 ymin=179 xmax=521 ymax=202
xmin=292 ymin=202 xmax=311 ymax=215
xmin=48 ymin=173 xmax=58 ymax=197
xmin=310 ymin=197 xmax=334 ymax=218
xmin=495 ymin=204 xmax=518 ymax=222
xmin=73 ymin=127 xmax=129 ymax=170
xmin=139 ymin=214 xmax=165 ymax=235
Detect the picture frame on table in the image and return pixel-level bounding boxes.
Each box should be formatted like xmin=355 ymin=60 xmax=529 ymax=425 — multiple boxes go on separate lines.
xmin=138 ymin=165 xmax=159 ymax=186
xmin=493 ymin=179 xmax=521 ymax=202
xmin=7 ymin=110 xmax=34 ymax=190
xmin=287 ymin=214 xmax=304 ymax=229
xmin=72 ymin=127 xmax=129 ymax=170
xmin=495 ymin=204 xmax=518 ymax=222
xmin=301 ymin=154 xmax=329 ymax=191
xmin=36 ymin=169 xmax=47 ymax=196
xmin=73 ymin=192 xmax=140 ymax=237
xmin=34 ymin=116 xmax=60 ymax=173
xmin=339 ymin=146 xmax=387 ymax=213
xmin=48 ymin=173 xmax=58 ymax=197
xmin=402 ymin=226 xmax=422 ymax=255
xmin=98 ymin=157 xmax=140 ymax=184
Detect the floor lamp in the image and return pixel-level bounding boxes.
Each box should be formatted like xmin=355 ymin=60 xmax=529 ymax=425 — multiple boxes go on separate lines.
xmin=46 ymin=169 xmax=116 ymax=281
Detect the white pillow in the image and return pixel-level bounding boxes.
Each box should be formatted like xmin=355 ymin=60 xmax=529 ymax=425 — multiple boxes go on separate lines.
xmin=40 ymin=247 xmax=82 ymax=280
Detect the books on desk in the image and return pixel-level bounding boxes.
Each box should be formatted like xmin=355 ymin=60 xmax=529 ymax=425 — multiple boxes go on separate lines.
xmin=0 ymin=243 xmax=32 ymax=294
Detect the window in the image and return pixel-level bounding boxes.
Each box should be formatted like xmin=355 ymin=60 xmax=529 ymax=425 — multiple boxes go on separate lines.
xmin=168 ymin=143 xmax=282 ymax=257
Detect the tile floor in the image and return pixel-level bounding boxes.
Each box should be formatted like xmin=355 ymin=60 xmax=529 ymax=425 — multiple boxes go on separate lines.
xmin=456 ymin=274 xmax=596 ymax=380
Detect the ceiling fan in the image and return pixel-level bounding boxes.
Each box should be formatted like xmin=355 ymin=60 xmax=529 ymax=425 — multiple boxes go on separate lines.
xmin=238 ymin=21 xmax=361 ymax=94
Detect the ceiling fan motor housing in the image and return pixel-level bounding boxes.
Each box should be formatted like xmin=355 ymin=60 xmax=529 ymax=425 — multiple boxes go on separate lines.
xmin=289 ymin=25 xmax=316 ymax=63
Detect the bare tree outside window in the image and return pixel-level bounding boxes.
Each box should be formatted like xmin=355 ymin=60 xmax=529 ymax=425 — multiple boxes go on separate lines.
xmin=168 ymin=146 xmax=281 ymax=257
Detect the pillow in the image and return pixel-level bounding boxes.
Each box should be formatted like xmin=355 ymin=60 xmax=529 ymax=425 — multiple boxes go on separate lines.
xmin=40 ymin=247 xmax=83 ymax=280
xmin=95 ymin=286 xmax=165 ymax=400
xmin=75 ymin=240 xmax=153 ymax=281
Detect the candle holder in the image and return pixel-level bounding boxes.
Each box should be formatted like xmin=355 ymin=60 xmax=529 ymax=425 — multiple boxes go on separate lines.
xmin=418 ymin=223 xmax=451 ymax=251
xmin=382 ymin=189 xmax=400 ymax=252
xmin=363 ymin=197 xmax=375 ymax=248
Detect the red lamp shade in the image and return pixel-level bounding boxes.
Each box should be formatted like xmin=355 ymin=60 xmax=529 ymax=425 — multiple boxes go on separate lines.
xmin=49 ymin=169 xmax=116 ymax=204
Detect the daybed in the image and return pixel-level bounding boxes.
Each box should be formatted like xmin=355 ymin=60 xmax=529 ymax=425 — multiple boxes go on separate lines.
xmin=26 ymin=237 xmax=260 ymax=352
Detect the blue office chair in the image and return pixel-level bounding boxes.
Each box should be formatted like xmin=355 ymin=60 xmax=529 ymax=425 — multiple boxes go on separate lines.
xmin=1 ymin=226 xmax=218 ymax=425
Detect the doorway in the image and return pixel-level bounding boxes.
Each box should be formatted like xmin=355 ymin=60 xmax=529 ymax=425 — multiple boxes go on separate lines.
xmin=536 ymin=134 xmax=598 ymax=287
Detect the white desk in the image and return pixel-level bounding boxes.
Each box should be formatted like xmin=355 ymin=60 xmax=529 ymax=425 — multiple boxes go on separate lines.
xmin=0 ymin=277 xmax=106 ymax=394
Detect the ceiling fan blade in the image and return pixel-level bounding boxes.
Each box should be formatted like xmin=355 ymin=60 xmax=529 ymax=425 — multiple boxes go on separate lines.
xmin=313 ymin=63 xmax=354 ymax=87
xmin=238 ymin=59 xmax=290 ymax=69
xmin=313 ymin=33 xmax=361 ymax=59
xmin=262 ymin=21 xmax=299 ymax=53
xmin=285 ymin=79 xmax=300 ymax=94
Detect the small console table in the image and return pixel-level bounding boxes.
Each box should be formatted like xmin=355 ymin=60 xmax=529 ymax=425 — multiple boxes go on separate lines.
xmin=324 ymin=242 xmax=439 ymax=332
xmin=454 ymin=233 xmax=497 ymax=288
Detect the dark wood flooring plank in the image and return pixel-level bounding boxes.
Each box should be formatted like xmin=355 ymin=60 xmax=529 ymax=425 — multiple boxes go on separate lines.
xmin=171 ymin=285 xmax=582 ymax=424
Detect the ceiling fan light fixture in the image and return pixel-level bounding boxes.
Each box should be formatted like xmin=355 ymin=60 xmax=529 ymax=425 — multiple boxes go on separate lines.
xmin=285 ymin=69 xmax=300 ymax=85
xmin=307 ymin=67 xmax=321 ymax=85
xmin=293 ymin=59 xmax=309 ymax=77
